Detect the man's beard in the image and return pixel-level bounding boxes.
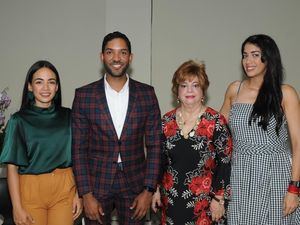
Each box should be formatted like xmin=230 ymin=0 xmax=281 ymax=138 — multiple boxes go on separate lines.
xmin=103 ymin=62 xmax=129 ymax=77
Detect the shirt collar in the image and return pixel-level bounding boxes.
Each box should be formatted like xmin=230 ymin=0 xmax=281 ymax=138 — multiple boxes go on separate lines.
xmin=104 ymin=74 xmax=129 ymax=93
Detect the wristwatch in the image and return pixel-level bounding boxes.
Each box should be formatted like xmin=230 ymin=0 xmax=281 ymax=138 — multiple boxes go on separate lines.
xmin=290 ymin=180 xmax=300 ymax=188
xmin=212 ymin=195 xmax=225 ymax=205
xmin=144 ymin=186 xmax=155 ymax=193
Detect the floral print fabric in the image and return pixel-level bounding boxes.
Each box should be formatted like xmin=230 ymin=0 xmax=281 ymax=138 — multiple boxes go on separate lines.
xmin=160 ymin=107 xmax=232 ymax=225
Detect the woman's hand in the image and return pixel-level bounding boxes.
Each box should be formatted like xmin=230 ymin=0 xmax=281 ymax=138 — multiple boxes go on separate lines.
xmin=151 ymin=187 xmax=161 ymax=213
xmin=13 ymin=206 xmax=34 ymax=225
xmin=8 ymin=164 xmax=34 ymax=225
xmin=210 ymin=195 xmax=225 ymax=222
xmin=283 ymin=192 xmax=299 ymax=216
xmin=72 ymin=192 xmax=83 ymax=220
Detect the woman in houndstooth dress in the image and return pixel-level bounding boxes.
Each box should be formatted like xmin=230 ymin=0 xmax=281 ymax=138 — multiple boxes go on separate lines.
xmin=221 ymin=34 xmax=300 ymax=224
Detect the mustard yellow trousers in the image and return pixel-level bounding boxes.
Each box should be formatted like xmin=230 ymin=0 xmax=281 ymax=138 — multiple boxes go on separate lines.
xmin=19 ymin=168 xmax=76 ymax=225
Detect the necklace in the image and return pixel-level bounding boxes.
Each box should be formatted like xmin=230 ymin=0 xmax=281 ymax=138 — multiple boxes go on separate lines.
xmin=177 ymin=105 xmax=204 ymax=139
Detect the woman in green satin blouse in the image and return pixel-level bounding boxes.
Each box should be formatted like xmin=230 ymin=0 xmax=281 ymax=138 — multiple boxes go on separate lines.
xmin=0 ymin=60 xmax=82 ymax=225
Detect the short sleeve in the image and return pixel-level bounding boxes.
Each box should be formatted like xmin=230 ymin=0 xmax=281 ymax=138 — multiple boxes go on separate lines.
xmin=0 ymin=115 xmax=29 ymax=166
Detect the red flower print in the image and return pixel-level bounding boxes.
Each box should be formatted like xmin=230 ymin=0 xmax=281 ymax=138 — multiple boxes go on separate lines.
xmin=196 ymin=118 xmax=215 ymax=138
xmin=188 ymin=177 xmax=203 ymax=195
xmin=163 ymin=120 xmax=177 ymax=137
xmin=194 ymin=199 xmax=209 ymax=215
xmin=189 ymin=175 xmax=212 ymax=195
xmin=201 ymin=176 xmax=212 ymax=193
xmin=205 ymin=157 xmax=215 ymax=169
xmin=161 ymin=195 xmax=169 ymax=207
xmin=206 ymin=107 xmax=215 ymax=115
xmin=161 ymin=207 xmax=167 ymax=225
xmin=215 ymin=189 xmax=225 ymax=196
xmin=162 ymin=172 xmax=174 ymax=191
xmin=206 ymin=124 xmax=215 ymax=138
xmin=224 ymin=137 xmax=232 ymax=155
xmin=196 ymin=121 xmax=208 ymax=136
xmin=164 ymin=110 xmax=175 ymax=118
xmin=208 ymin=143 xmax=215 ymax=152
xmin=196 ymin=215 xmax=210 ymax=225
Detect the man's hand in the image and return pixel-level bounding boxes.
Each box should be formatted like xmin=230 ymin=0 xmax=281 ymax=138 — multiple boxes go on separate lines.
xmin=83 ymin=192 xmax=105 ymax=224
xmin=130 ymin=190 xmax=153 ymax=220
xmin=151 ymin=188 xmax=161 ymax=213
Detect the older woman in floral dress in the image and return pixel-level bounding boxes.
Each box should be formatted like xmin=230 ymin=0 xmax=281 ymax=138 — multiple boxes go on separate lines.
xmin=152 ymin=60 xmax=232 ymax=225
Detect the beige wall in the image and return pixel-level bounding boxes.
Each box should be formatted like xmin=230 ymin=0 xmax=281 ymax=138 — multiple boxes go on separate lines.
xmin=0 ymin=0 xmax=105 ymax=114
xmin=0 ymin=0 xmax=151 ymax=116
xmin=105 ymin=0 xmax=152 ymax=84
xmin=152 ymin=0 xmax=300 ymax=114
xmin=1 ymin=0 xmax=300 ymax=117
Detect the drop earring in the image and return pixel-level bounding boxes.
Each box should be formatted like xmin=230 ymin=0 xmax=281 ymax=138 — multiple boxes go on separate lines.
xmin=27 ymin=91 xmax=34 ymax=102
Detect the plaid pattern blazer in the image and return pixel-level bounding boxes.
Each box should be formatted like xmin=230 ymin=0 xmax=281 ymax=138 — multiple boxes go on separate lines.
xmin=71 ymin=78 xmax=162 ymax=197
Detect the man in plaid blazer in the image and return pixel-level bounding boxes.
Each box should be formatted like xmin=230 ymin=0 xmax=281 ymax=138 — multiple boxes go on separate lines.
xmin=71 ymin=31 xmax=162 ymax=225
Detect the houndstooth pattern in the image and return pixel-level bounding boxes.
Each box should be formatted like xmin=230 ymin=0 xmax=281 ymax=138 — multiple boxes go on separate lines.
xmin=228 ymin=103 xmax=300 ymax=225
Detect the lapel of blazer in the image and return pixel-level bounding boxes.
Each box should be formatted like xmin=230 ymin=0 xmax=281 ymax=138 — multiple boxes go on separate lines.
xmin=120 ymin=78 xmax=137 ymax=141
xmin=95 ymin=78 xmax=119 ymax=142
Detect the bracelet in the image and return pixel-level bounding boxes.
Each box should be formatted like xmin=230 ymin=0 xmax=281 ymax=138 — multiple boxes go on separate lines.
xmin=211 ymin=195 xmax=225 ymax=205
xmin=289 ymin=180 xmax=300 ymax=188
xmin=287 ymin=184 xmax=299 ymax=195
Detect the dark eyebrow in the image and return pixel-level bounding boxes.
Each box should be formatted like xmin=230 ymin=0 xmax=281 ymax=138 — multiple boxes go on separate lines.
xmin=243 ymin=50 xmax=261 ymax=54
xmin=105 ymin=48 xmax=129 ymax=52
xmin=32 ymin=78 xmax=43 ymax=81
xmin=32 ymin=77 xmax=56 ymax=81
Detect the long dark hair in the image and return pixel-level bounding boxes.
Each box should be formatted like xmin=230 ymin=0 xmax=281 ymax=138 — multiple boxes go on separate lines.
xmin=20 ymin=60 xmax=62 ymax=110
xmin=242 ymin=34 xmax=284 ymax=134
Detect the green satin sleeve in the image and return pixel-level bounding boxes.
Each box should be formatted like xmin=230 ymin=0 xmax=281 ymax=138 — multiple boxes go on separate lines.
xmin=0 ymin=115 xmax=29 ymax=166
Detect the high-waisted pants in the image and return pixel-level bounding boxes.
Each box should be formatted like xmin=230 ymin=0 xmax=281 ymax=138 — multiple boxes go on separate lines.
xmin=19 ymin=168 xmax=76 ymax=225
